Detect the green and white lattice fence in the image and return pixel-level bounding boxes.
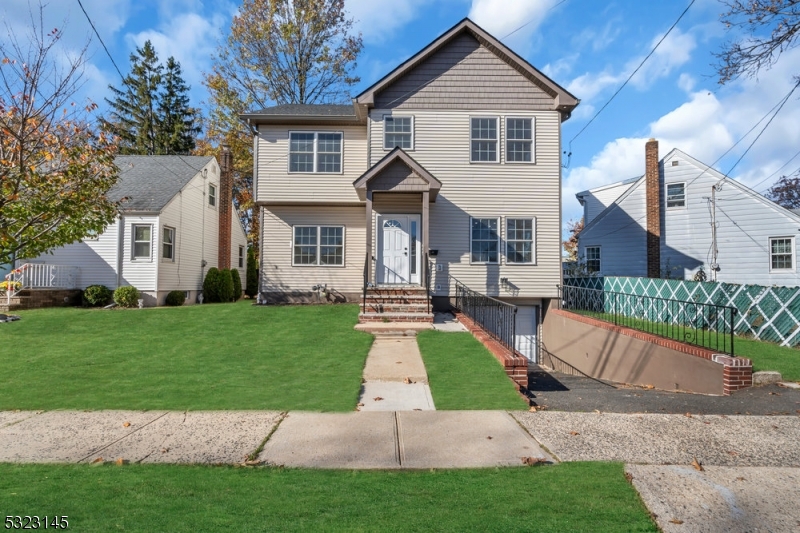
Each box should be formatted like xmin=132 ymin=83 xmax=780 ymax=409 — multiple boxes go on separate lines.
xmin=565 ymin=276 xmax=800 ymax=347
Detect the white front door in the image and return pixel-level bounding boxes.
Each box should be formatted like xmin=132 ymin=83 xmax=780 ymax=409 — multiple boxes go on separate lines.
xmin=377 ymin=215 xmax=420 ymax=284
xmin=515 ymin=306 xmax=539 ymax=363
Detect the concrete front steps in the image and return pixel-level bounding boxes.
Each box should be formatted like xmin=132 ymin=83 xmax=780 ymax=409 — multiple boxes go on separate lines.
xmin=0 ymin=289 xmax=80 ymax=312
xmin=358 ymin=286 xmax=433 ymax=323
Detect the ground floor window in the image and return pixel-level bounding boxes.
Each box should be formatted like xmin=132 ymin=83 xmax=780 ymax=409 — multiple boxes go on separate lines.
xmin=293 ymin=226 xmax=345 ymax=266
xmin=770 ymin=237 xmax=794 ymax=271
xmin=506 ymin=218 xmax=534 ymax=263
xmin=585 ymin=246 xmax=601 ymax=273
xmin=470 ymin=217 xmax=499 ymax=263
xmin=132 ymin=224 xmax=151 ymax=260
xmin=162 ymin=227 xmax=175 ymax=260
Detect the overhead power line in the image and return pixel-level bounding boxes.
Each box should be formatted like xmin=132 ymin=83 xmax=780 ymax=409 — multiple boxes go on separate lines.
xmin=564 ymin=0 xmax=696 ymax=168
xmin=76 ymin=0 xmax=125 ymax=81
xmin=500 ymin=0 xmax=569 ymax=40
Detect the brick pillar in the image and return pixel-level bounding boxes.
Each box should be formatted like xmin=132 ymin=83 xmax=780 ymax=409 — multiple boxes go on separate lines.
xmin=218 ymin=145 xmax=233 ymax=270
xmin=645 ymin=138 xmax=661 ymax=278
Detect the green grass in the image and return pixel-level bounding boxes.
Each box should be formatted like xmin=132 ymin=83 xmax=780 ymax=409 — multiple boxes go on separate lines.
xmin=417 ymin=331 xmax=528 ymax=410
xmin=0 ymin=462 xmax=657 ymax=532
xmin=573 ymin=310 xmax=800 ymax=381
xmin=0 ymin=302 xmax=373 ymax=411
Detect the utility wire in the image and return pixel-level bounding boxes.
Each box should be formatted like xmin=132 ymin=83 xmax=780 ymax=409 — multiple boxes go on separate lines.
xmin=76 ymin=0 xmax=125 ymax=81
xmin=500 ymin=0 xmax=569 ymax=40
xmin=564 ymin=0 xmax=695 ymax=167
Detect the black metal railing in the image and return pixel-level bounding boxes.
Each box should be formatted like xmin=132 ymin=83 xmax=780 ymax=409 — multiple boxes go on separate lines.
xmin=452 ymin=277 xmax=517 ymax=353
xmin=424 ymin=253 xmax=431 ymax=315
xmin=558 ymin=284 xmax=737 ymax=355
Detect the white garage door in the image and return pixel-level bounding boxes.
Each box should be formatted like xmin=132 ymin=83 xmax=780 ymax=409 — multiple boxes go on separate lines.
xmin=515 ymin=306 xmax=539 ymax=363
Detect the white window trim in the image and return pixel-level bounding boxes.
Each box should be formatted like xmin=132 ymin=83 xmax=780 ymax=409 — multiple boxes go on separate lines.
xmin=287 ymin=131 xmax=345 ymax=174
xmin=208 ymin=183 xmax=217 ymax=208
xmin=505 ymin=217 xmax=536 ymax=265
xmin=131 ymin=223 xmax=153 ymax=262
xmin=383 ymin=115 xmax=414 ymax=151
xmin=469 ymin=216 xmax=501 ymax=265
xmin=162 ymin=226 xmax=175 ymax=262
xmin=666 ymin=182 xmax=687 ymax=210
xmin=585 ymin=245 xmax=601 ymax=274
xmin=769 ymin=236 xmax=795 ymax=272
xmin=505 ymin=117 xmax=535 ymax=165
xmin=291 ymin=225 xmax=346 ymax=267
xmin=469 ymin=116 xmax=500 ymax=164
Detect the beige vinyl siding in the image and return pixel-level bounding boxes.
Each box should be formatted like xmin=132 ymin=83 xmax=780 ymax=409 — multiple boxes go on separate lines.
xmin=374 ymin=33 xmax=553 ymax=111
xmin=231 ymin=208 xmax=248 ymax=285
xmin=26 ymin=218 xmax=121 ymax=289
xmin=370 ymin=109 xmax=562 ymax=298
xmin=120 ymin=215 xmax=160 ymax=291
xmin=256 ymin=124 xmax=367 ymax=204
xmin=157 ymin=160 xmax=221 ymax=296
xmin=261 ymin=206 xmax=365 ymax=294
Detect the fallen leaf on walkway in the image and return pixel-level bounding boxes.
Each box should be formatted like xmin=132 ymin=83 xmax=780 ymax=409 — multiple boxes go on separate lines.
xmin=684 ymin=413 xmax=692 ymax=418
xmin=122 ymin=421 xmax=131 ymax=427
xmin=669 ymin=519 xmax=684 ymax=525
xmin=161 ymin=448 xmax=169 ymax=454
xmin=413 ymin=408 xmax=422 ymax=411
xmin=357 ymin=402 xmax=364 ymax=407
xmin=395 ymin=361 xmax=402 ymax=364
xmin=115 ymin=458 xmax=128 ymax=466
xmin=769 ymin=392 xmax=780 ymax=396
xmin=486 ymin=436 xmax=493 ymax=440
xmin=569 ymin=431 xmax=579 ymax=436
xmin=521 ymin=457 xmax=546 ymax=466
xmin=736 ymin=477 xmax=746 ymax=481
xmin=691 ymin=458 xmax=704 ymax=471
xmin=91 ymin=457 xmax=103 ymax=464
xmin=703 ymin=421 xmax=710 ymax=425
xmin=373 ymin=397 xmax=383 ymax=401
xmin=624 ymin=472 xmax=633 ymax=483
xmin=594 ymin=409 xmax=601 ymax=414
xmin=243 ymin=460 xmax=262 ymax=467
xmin=529 ymin=406 xmax=537 ymax=412
xmin=644 ymin=384 xmax=654 ymax=390
xmin=727 ymin=450 xmax=739 ymax=456
xmin=772 ymin=425 xmax=778 ymax=429
xmin=403 ymin=377 xmax=414 ymax=384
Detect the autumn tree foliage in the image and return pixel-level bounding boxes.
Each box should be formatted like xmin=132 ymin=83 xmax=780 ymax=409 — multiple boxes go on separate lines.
xmin=766 ymin=173 xmax=800 ymax=208
xmin=201 ymin=0 xmax=364 ymax=247
xmin=0 ymin=13 xmax=119 ymax=266
xmin=716 ymin=0 xmax=800 ymax=84
xmin=562 ymin=218 xmax=584 ymax=261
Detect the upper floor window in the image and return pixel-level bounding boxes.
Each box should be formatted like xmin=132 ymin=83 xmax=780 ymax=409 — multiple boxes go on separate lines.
xmin=506 ymin=118 xmax=534 ymax=163
xmin=384 ymin=116 xmax=413 ymax=150
xmin=289 ymin=132 xmax=343 ymax=173
xmin=162 ymin=227 xmax=175 ymax=261
xmin=470 ymin=117 xmax=499 ymax=163
xmin=132 ymin=224 xmax=151 ymax=260
xmin=208 ymin=183 xmax=217 ymax=207
xmin=770 ymin=237 xmax=794 ymax=271
xmin=586 ymin=246 xmax=601 ymax=273
xmin=470 ymin=217 xmax=499 ymax=263
xmin=506 ymin=218 xmax=535 ymax=263
xmin=666 ymin=183 xmax=686 ymax=209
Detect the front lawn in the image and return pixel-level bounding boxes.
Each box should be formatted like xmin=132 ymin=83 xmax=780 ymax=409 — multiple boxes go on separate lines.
xmin=0 ymin=302 xmax=373 ymax=411
xmin=0 ymin=462 xmax=657 ymax=532
xmin=417 ymin=331 xmax=529 ymax=410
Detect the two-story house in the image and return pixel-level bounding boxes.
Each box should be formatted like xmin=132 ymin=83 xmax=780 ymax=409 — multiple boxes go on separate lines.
xmin=241 ymin=18 xmax=579 ymax=360
xmin=576 ymin=139 xmax=800 ymax=286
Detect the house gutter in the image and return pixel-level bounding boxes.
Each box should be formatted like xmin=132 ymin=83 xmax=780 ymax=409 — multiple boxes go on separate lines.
xmin=116 ymin=214 xmax=124 ymax=288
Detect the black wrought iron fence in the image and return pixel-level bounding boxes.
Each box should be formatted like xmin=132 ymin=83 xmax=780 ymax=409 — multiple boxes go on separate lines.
xmin=453 ymin=278 xmax=517 ymax=353
xmin=558 ymin=284 xmax=737 ymax=355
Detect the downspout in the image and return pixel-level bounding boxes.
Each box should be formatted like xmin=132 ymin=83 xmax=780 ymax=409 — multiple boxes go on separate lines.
xmin=116 ymin=214 xmax=124 ymax=288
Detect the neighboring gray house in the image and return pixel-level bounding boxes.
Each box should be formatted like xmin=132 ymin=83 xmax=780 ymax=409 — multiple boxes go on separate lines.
xmin=240 ymin=18 xmax=579 ymax=361
xmin=21 ymin=154 xmax=248 ymax=305
xmin=576 ymin=139 xmax=800 ymax=286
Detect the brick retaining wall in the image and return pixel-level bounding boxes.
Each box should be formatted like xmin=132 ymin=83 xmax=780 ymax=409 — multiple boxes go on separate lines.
xmin=453 ymin=311 xmax=528 ymax=389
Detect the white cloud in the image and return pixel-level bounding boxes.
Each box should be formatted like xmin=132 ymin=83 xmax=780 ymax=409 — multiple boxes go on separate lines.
xmin=468 ymin=0 xmax=562 ymax=51
xmin=542 ymin=53 xmax=578 ymax=81
xmin=629 ymin=28 xmax=696 ymax=90
xmin=345 ymin=0 xmax=434 ymax=43
xmin=677 ymin=73 xmax=696 ymax=93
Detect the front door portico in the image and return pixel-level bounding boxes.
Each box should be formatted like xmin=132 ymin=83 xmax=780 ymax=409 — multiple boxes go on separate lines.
xmin=377 ymin=215 xmax=421 ymax=285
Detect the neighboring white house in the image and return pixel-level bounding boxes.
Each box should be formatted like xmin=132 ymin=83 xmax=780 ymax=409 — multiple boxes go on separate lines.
xmin=576 ymin=139 xmax=800 ymax=286
xmin=240 ymin=18 xmax=579 ymax=360
xmin=22 ymin=155 xmax=248 ymax=306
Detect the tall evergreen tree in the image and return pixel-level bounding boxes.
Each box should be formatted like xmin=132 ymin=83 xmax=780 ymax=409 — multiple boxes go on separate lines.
xmin=158 ymin=57 xmax=200 ymax=154
xmin=102 ymin=41 xmax=199 ymax=155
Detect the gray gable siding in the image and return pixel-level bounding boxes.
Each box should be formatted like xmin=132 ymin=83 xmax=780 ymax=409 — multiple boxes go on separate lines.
xmin=370 ymin=160 xmax=428 ymax=192
xmin=374 ymin=33 xmax=553 ymax=110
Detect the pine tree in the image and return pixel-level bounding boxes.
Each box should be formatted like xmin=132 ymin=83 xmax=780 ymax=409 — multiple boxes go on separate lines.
xmin=158 ymin=57 xmax=200 ymax=154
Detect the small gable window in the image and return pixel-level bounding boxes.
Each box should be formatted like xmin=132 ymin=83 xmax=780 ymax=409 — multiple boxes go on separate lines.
xmin=666 ymin=183 xmax=686 ymax=209
xmin=470 ymin=117 xmax=499 ymax=163
xmin=506 ymin=118 xmax=534 ymax=163
xmin=384 ymin=116 xmax=413 ymax=150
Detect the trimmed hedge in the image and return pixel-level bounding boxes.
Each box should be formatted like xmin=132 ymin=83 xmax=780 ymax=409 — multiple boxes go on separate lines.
xmin=230 ymin=269 xmax=242 ymax=301
xmin=114 ymin=286 xmax=140 ymax=308
xmin=220 ymin=268 xmax=234 ymax=303
xmin=83 ymin=285 xmax=112 ymax=307
xmin=203 ymin=268 xmax=221 ymax=303
xmin=165 ymin=290 xmax=186 ymax=306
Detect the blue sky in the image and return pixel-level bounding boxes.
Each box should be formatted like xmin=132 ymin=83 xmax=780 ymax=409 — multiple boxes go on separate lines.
xmin=3 ymin=0 xmax=800 ymax=233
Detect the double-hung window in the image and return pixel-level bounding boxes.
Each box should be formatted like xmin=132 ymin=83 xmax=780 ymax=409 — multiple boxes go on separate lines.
xmin=293 ymin=226 xmax=344 ymax=266
xmin=586 ymin=246 xmax=601 ymax=273
xmin=770 ymin=237 xmax=794 ymax=271
xmin=208 ymin=183 xmax=217 ymax=207
xmin=666 ymin=183 xmax=686 ymax=209
xmin=470 ymin=217 xmax=500 ymax=263
xmin=506 ymin=118 xmax=534 ymax=163
xmin=289 ymin=132 xmax=343 ymax=173
xmin=470 ymin=117 xmax=499 ymax=162
xmin=238 ymin=246 xmax=245 ymax=268
xmin=162 ymin=227 xmax=175 ymax=261
xmin=384 ymin=116 xmax=413 ymax=150
xmin=132 ymin=225 xmax=151 ymax=260
xmin=506 ymin=218 xmax=535 ymax=263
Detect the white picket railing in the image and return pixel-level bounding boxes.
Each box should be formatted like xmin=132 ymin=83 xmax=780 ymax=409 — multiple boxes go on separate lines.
xmin=4 ymin=263 xmax=80 ymax=304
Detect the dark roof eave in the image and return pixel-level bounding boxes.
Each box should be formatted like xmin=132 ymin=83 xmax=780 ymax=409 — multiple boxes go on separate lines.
xmin=239 ymin=113 xmax=365 ymax=126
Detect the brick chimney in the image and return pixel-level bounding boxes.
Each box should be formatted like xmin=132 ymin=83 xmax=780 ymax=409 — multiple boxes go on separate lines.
xmin=645 ymin=138 xmax=661 ymax=278
xmin=218 ymin=144 xmax=233 ymax=270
